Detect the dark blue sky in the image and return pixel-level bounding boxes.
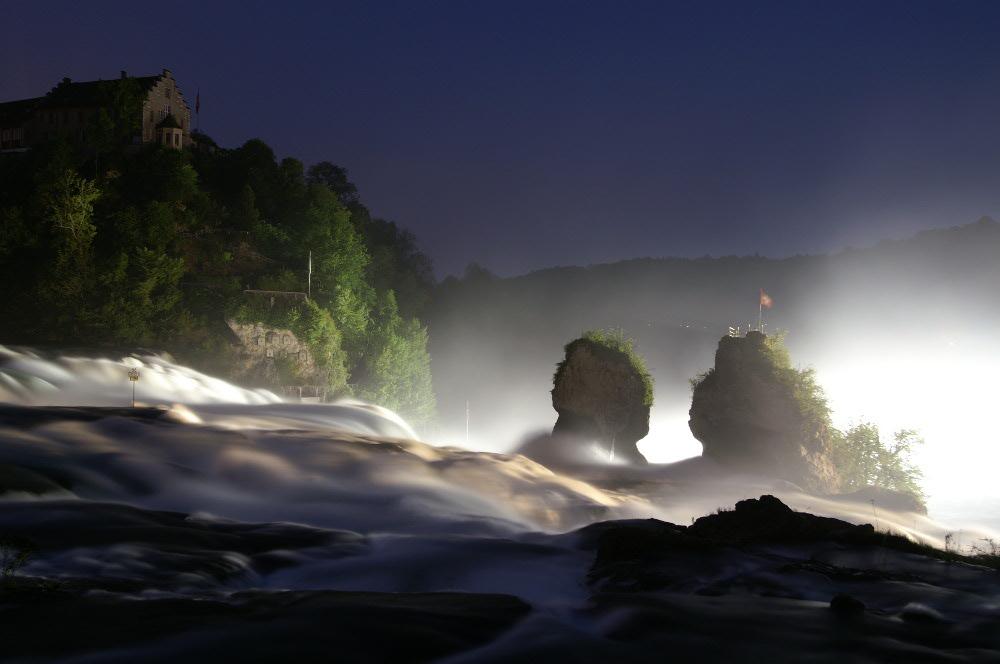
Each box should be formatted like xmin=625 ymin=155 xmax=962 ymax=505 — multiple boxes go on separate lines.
xmin=5 ymin=1 xmax=1000 ymax=276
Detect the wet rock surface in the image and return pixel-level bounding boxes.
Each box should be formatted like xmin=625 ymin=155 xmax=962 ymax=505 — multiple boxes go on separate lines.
xmin=0 ymin=586 xmax=531 ymax=663
xmin=0 ymin=406 xmax=997 ymax=662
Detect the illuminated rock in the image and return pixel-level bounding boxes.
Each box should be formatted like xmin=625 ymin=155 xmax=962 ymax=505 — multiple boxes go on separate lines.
xmin=551 ymin=335 xmax=651 ymax=464
xmin=689 ymin=331 xmax=841 ymax=492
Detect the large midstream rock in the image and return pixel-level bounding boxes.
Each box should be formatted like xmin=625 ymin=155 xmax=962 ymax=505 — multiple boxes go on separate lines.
xmin=689 ymin=331 xmax=841 ymax=492
xmin=551 ymin=338 xmax=650 ymax=464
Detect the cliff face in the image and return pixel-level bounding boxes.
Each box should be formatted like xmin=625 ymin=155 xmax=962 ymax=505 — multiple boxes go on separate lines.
xmin=551 ymin=340 xmax=650 ymax=464
xmin=226 ymin=320 xmax=326 ymax=399
xmin=689 ymin=331 xmax=841 ymax=492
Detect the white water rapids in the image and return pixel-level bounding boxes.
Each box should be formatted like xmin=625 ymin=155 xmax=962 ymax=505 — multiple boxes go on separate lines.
xmin=0 ymin=345 xmax=992 ymax=548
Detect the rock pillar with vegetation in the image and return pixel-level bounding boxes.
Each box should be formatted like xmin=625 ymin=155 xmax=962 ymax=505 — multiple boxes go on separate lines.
xmin=689 ymin=331 xmax=842 ymax=492
xmin=551 ymin=330 xmax=653 ymax=464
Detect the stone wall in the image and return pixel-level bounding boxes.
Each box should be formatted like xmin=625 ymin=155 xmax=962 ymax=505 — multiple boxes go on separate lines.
xmin=226 ymin=320 xmax=321 ymax=391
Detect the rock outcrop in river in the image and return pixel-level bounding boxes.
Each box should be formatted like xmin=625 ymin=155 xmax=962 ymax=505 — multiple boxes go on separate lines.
xmin=551 ymin=332 xmax=652 ymax=464
xmin=689 ymin=331 xmax=841 ymax=492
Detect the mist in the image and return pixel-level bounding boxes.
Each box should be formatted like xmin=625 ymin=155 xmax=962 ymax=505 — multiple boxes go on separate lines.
xmin=426 ymin=218 xmax=1000 ymax=529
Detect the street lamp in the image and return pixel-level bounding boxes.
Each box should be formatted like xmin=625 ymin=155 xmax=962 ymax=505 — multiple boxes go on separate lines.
xmin=127 ymin=367 xmax=140 ymax=407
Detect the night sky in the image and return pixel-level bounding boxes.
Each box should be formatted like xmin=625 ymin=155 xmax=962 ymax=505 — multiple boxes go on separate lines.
xmin=5 ymin=0 xmax=1000 ymax=276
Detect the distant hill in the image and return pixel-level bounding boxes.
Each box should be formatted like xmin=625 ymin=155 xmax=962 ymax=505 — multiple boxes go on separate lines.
xmin=425 ymin=218 xmax=1000 ymax=453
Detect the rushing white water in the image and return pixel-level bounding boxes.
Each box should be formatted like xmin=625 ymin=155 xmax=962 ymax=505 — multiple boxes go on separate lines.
xmin=0 ymin=345 xmax=280 ymax=407
xmin=0 ymin=346 xmax=992 ymax=547
xmin=0 ymin=346 xmax=418 ymax=439
xmin=1 ymin=344 xmax=998 ymax=661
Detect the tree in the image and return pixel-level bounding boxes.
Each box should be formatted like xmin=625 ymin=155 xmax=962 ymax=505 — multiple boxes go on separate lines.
xmin=831 ymin=422 xmax=925 ymax=498
xmin=363 ymin=218 xmax=435 ymax=318
xmin=307 ymin=161 xmax=359 ymax=205
xmin=84 ymin=77 xmax=146 ymax=170
xmin=356 ymin=291 xmax=436 ymax=429
xmin=0 ymin=132 xmax=437 ymax=417
xmin=38 ymin=170 xmax=102 ymax=324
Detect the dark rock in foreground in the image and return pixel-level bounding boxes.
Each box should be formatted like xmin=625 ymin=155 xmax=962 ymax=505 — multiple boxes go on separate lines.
xmin=686 ymin=494 xmax=874 ymax=544
xmin=1 ymin=495 xmax=999 ymax=662
xmin=0 ymin=586 xmax=530 ymax=663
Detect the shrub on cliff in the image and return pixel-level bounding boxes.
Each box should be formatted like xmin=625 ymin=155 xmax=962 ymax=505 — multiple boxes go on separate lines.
xmin=547 ymin=328 xmax=653 ymax=464
xmin=555 ymin=328 xmax=654 ymax=408
xmin=690 ymin=332 xmax=925 ymax=499
xmin=761 ymin=331 xmax=836 ymax=446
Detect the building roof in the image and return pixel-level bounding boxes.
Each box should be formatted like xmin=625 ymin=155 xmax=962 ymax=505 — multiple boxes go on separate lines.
xmin=0 ymin=98 xmax=42 ymax=127
xmin=0 ymin=70 xmax=180 ymax=118
xmin=39 ymin=75 xmax=162 ymax=109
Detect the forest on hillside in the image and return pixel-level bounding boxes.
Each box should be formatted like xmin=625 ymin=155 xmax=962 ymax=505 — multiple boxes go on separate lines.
xmin=0 ymin=89 xmax=437 ymax=427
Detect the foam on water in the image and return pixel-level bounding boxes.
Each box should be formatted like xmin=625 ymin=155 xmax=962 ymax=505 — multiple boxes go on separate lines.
xmin=0 ymin=346 xmax=992 ymax=549
xmin=0 ymin=346 xmax=280 ymax=407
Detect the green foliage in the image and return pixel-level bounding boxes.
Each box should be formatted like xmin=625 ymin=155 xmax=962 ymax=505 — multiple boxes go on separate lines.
xmin=832 ymin=423 xmax=925 ymax=498
xmin=363 ymin=218 xmax=435 ymax=318
xmin=354 ymin=291 xmax=436 ymax=430
xmin=556 ymin=328 xmax=654 ymax=408
xmin=0 ymin=131 xmax=437 ymax=424
xmin=760 ymin=334 xmax=924 ymax=497
xmin=84 ymin=77 xmax=146 ymax=161
xmin=36 ymin=170 xmax=102 ymax=333
xmin=307 ymin=161 xmax=359 ymax=204
xmin=690 ymin=332 xmax=925 ymax=498
xmin=41 ymin=169 xmax=101 ymax=254
xmin=760 ymin=331 xmax=836 ymax=446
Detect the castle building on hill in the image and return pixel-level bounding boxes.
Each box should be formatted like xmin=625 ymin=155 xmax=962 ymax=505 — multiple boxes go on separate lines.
xmin=0 ymin=69 xmax=192 ymax=152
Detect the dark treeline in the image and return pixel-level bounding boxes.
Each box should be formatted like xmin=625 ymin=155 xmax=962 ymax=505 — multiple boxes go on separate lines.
xmin=0 ymin=91 xmax=436 ymax=427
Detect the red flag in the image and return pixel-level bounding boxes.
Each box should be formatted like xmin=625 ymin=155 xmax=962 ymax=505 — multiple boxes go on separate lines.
xmin=759 ymin=289 xmax=773 ymax=309
xmin=196 ymin=90 xmax=200 ymax=114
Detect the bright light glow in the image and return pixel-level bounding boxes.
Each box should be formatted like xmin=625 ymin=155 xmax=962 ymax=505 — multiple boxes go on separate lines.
xmin=639 ymin=337 xmax=1000 ymax=528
